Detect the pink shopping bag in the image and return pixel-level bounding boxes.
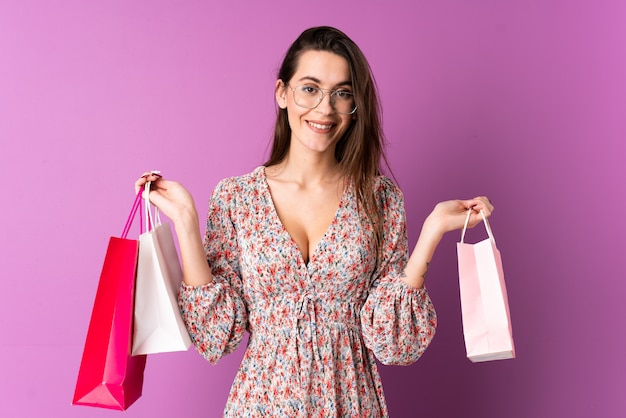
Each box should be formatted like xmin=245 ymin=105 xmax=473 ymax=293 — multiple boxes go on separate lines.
xmin=73 ymin=189 xmax=147 ymax=410
xmin=457 ymin=209 xmax=515 ymax=362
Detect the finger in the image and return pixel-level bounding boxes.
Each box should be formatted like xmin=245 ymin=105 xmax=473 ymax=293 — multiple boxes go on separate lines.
xmin=464 ymin=197 xmax=493 ymax=216
xmin=478 ymin=196 xmax=494 ymax=215
xmin=472 ymin=196 xmax=494 ymax=216
xmin=135 ymin=171 xmax=163 ymax=193
xmin=140 ymin=171 xmax=163 ymax=181
xmin=134 ymin=177 xmax=148 ymax=194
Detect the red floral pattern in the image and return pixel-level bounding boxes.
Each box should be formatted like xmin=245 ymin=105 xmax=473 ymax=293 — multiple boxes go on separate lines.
xmin=179 ymin=166 xmax=436 ymax=417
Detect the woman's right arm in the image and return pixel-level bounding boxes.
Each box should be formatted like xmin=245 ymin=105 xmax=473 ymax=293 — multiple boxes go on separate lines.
xmin=136 ymin=173 xmax=248 ymax=363
xmin=135 ymin=172 xmax=213 ymax=286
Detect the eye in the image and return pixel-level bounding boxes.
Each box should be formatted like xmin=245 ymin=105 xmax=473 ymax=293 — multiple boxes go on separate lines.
xmin=333 ymin=90 xmax=353 ymax=100
xmin=300 ymin=85 xmax=320 ymax=95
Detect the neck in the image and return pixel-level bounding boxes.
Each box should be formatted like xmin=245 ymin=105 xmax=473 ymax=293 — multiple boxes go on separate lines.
xmin=269 ymin=151 xmax=342 ymax=187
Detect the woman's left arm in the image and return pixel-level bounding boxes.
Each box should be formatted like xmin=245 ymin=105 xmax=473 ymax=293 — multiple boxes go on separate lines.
xmin=401 ymin=197 xmax=494 ymax=289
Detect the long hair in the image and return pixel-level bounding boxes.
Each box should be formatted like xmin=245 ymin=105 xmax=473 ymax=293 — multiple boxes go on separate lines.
xmin=264 ymin=26 xmax=391 ymax=262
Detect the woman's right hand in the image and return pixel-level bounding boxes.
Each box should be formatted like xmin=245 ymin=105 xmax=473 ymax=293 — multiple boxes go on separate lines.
xmin=136 ymin=172 xmax=212 ymax=286
xmin=135 ymin=172 xmax=198 ymax=227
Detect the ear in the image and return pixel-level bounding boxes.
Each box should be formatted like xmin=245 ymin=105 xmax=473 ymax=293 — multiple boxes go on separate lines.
xmin=275 ymin=80 xmax=287 ymax=109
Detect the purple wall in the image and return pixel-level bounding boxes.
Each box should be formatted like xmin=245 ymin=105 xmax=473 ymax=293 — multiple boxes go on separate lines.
xmin=1 ymin=1 xmax=624 ymax=417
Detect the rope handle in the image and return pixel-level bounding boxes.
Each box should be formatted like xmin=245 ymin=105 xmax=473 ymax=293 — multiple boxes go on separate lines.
xmin=121 ymin=186 xmax=144 ymax=239
xmin=460 ymin=208 xmax=495 ymax=245
xmin=143 ymin=181 xmax=162 ymax=232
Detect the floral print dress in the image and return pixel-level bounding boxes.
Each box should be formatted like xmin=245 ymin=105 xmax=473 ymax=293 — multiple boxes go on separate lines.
xmin=178 ymin=166 xmax=437 ymax=417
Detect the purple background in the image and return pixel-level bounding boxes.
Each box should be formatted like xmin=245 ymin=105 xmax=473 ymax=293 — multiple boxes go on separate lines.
xmin=1 ymin=0 xmax=625 ymax=417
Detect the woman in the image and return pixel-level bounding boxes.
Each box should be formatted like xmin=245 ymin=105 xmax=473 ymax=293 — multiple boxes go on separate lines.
xmin=136 ymin=26 xmax=493 ymax=417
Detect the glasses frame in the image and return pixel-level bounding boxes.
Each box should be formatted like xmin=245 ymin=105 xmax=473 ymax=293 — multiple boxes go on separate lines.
xmin=287 ymin=84 xmax=358 ymax=115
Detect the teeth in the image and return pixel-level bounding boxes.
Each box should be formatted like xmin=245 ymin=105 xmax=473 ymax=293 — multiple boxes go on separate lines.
xmin=309 ymin=122 xmax=332 ymax=130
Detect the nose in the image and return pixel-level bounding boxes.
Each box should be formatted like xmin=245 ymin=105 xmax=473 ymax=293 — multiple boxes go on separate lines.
xmin=315 ymin=91 xmax=335 ymax=115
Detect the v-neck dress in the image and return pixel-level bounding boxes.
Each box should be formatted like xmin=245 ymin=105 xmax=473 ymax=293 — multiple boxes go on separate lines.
xmin=178 ymin=166 xmax=437 ymax=417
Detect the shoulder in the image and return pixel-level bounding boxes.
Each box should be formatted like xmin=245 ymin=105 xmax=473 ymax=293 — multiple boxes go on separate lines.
xmin=211 ymin=166 xmax=264 ymax=205
xmin=371 ymin=175 xmax=405 ymax=217
xmin=214 ymin=166 xmax=264 ymax=193
xmin=373 ymin=175 xmax=404 ymax=201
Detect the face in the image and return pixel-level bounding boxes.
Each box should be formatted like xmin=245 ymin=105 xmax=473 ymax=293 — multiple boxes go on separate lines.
xmin=275 ymin=50 xmax=355 ymax=158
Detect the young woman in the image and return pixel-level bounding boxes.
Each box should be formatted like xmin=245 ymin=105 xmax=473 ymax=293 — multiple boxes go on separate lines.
xmin=136 ymin=26 xmax=493 ymax=417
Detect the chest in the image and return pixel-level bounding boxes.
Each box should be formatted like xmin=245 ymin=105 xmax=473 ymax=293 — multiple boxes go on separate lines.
xmin=232 ymin=186 xmax=376 ymax=297
xmin=272 ymin=186 xmax=342 ymax=264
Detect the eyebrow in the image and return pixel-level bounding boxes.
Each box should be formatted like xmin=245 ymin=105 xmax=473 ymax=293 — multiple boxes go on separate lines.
xmin=297 ymin=76 xmax=353 ymax=87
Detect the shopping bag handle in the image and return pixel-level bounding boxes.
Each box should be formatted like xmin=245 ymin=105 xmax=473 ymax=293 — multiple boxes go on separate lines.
xmin=143 ymin=181 xmax=162 ymax=232
xmin=460 ymin=208 xmax=496 ymax=245
xmin=121 ymin=186 xmax=144 ymax=239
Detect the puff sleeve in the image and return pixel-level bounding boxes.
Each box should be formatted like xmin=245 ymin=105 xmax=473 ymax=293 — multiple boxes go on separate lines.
xmin=178 ymin=178 xmax=248 ymax=364
xmin=360 ymin=178 xmax=437 ymax=365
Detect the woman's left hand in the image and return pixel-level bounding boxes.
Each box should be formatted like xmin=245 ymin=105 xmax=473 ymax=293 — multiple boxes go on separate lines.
xmin=425 ymin=196 xmax=494 ymax=236
xmin=405 ymin=196 xmax=494 ymax=288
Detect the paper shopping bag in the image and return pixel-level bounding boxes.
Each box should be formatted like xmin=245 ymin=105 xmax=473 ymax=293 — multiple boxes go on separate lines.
xmin=73 ymin=190 xmax=147 ymax=410
xmin=132 ymin=182 xmax=192 ymax=355
xmin=457 ymin=209 xmax=515 ymax=362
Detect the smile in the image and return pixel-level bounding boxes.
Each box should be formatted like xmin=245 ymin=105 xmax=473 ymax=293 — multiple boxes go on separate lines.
xmin=307 ymin=121 xmax=334 ymax=130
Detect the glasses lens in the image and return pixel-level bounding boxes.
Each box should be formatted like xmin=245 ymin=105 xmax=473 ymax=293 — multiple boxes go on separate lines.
xmin=332 ymin=90 xmax=356 ymax=114
xmin=293 ymin=85 xmax=356 ymax=114
xmin=293 ymin=85 xmax=320 ymax=109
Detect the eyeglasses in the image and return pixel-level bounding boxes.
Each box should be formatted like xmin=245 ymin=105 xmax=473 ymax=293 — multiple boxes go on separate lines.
xmin=288 ymin=84 xmax=357 ymax=115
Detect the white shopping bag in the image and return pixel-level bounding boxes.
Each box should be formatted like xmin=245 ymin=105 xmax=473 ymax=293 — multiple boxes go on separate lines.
xmin=457 ymin=209 xmax=515 ymax=362
xmin=132 ymin=182 xmax=192 ymax=355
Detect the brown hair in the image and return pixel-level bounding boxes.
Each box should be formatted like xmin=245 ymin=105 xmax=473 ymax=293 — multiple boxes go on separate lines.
xmin=264 ymin=26 xmax=391 ymax=262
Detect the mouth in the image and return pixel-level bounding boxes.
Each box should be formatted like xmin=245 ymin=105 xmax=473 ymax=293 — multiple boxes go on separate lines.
xmin=307 ymin=120 xmax=335 ymax=132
